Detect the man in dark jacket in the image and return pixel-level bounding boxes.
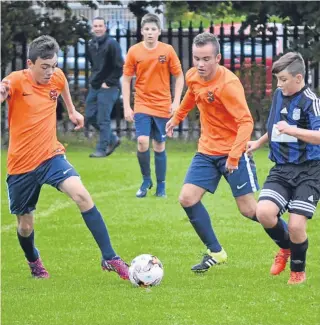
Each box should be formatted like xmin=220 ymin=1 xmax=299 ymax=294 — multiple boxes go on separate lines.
xmin=86 ymin=17 xmax=123 ymax=158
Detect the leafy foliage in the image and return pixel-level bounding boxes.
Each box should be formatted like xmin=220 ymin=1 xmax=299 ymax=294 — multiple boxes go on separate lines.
xmin=1 ymin=1 xmax=94 ymax=75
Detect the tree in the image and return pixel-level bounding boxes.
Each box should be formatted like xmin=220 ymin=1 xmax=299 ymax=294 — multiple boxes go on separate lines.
xmin=1 ymin=1 xmax=98 ymax=76
xmin=230 ymin=1 xmax=320 ymax=61
xmin=164 ymin=1 xmax=320 ymax=61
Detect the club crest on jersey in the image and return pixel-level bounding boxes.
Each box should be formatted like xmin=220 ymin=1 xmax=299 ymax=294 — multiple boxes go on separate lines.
xmin=158 ymin=55 xmax=167 ymax=63
xmin=49 ymin=89 xmax=58 ymax=101
xmin=292 ymin=108 xmax=301 ymax=120
xmin=207 ymin=91 xmax=214 ymax=103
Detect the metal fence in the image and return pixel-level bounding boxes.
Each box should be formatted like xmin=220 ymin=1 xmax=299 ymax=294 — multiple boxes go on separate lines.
xmin=7 ymin=21 xmax=320 ymax=137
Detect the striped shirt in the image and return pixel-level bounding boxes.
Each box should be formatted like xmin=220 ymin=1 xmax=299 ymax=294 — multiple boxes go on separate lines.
xmin=267 ymin=86 xmax=320 ymax=164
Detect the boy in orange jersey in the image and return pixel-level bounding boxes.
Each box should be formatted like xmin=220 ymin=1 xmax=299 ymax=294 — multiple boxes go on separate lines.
xmin=0 ymin=35 xmax=129 ymax=280
xmin=166 ymin=32 xmax=264 ymax=272
xmin=122 ymin=13 xmax=184 ymax=198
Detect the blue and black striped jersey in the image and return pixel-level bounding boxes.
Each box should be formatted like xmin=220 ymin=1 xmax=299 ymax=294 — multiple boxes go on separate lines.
xmin=267 ymin=86 xmax=320 ymax=164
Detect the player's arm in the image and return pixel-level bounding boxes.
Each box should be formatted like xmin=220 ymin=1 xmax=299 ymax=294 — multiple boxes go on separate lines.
xmin=0 ymin=80 xmax=10 ymax=103
xmin=169 ymin=47 xmax=185 ymax=114
xmin=246 ymin=132 xmax=268 ymax=155
xmin=276 ymin=98 xmax=320 ymax=145
xmin=61 ymin=81 xmax=84 ymax=130
xmin=166 ymin=88 xmax=196 ymax=137
xmin=220 ymin=80 xmax=254 ymax=167
xmin=171 ymin=72 xmax=184 ymax=115
xmin=276 ymin=122 xmax=320 ymax=145
xmin=122 ymin=75 xmax=134 ymax=122
xmin=122 ymin=48 xmax=136 ymax=123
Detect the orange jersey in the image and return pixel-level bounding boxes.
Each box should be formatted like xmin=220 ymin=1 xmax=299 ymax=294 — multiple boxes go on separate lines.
xmin=4 ymin=68 xmax=66 ymax=175
xmin=123 ymin=42 xmax=182 ymax=118
xmin=172 ymin=66 xmax=253 ymax=166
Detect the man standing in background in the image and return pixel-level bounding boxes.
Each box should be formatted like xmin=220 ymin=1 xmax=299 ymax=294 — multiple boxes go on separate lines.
xmin=86 ymin=17 xmax=123 ymax=158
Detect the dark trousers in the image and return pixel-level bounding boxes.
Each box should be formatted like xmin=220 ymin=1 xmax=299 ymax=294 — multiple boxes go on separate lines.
xmin=85 ymin=86 xmax=119 ymax=153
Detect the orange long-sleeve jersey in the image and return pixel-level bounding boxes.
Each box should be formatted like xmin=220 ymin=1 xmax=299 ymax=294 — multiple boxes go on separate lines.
xmin=4 ymin=68 xmax=66 ymax=175
xmin=123 ymin=42 xmax=182 ymax=118
xmin=172 ymin=66 xmax=253 ymax=166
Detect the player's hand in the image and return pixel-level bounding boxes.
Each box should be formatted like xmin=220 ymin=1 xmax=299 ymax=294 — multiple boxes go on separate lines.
xmin=101 ymin=82 xmax=109 ymax=89
xmin=69 ymin=110 xmax=84 ymax=130
xmin=170 ymin=101 xmax=180 ymax=116
xmin=225 ymin=162 xmax=238 ymax=174
xmin=246 ymin=140 xmax=261 ymax=156
xmin=0 ymin=80 xmax=10 ymax=103
xmin=165 ymin=118 xmax=178 ymax=137
xmin=124 ymin=107 xmax=134 ymax=123
xmin=276 ymin=121 xmax=291 ymax=134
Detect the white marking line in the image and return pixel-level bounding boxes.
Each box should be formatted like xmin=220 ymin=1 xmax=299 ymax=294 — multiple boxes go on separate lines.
xmin=1 ymin=185 xmax=137 ymax=233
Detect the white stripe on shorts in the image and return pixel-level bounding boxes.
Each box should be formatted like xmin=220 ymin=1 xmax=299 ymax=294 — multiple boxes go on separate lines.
xmin=288 ymin=200 xmax=316 ymax=214
xmin=244 ymin=153 xmax=257 ymax=192
xmin=259 ymin=189 xmax=288 ymax=208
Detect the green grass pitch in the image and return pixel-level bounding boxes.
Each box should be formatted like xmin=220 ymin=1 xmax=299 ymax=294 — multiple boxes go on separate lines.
xmin=1 ymin=141 xmax=319 ymax=325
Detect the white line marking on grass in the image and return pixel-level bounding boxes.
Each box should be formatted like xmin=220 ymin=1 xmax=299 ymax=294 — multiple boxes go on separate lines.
xmin=1 ymin=185 xmax=137 ymax=233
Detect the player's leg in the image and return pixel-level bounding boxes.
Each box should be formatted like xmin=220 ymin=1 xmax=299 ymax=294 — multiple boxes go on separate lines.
xmin=152 ymin=139 xmax=166 ymax=197
xmin=85 ymin=87 xmax=99 ymax=136
xmin=151 ymin=116 xmax=170 ymax=197
xmin=39 ymin=155 xmax=129 ymax=279
xmin=286 ymin=166 xmax=320 ymax=284
xmin=286 ymin=213 xmax=308 ymax=284
xmin=6 ymin=173 xmax=49 ymax=278
xmin=17 ymin=213 xmax=49 ymax=278
xmin=135 ymin=113 xmax=153 ymax=197
xmin=220 ymin=153 xmax=259 ymax=221
xmin=257 ymin=171 xmax=292 ymax=275
xmin=180 ymin=153 xmax=227 ymax=272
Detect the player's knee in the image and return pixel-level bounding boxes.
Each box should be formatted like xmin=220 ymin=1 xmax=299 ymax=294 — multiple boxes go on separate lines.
xmin=137 ymin=137 xmax=149 ymax=151
xmin=239 ymin=206 xmax=256 ymax=219
xmin=179 ymin=193 xmax=196 ymax=207
xmin=256 ymin=205 xmax=275 ymax=226
xmin=18 ymin=223 xmax=33 ymax=236
xmin=70 ymin=189 xmax=90 ymax=206
xmin=152 ymin=141 xmax=165 ymax=152
xmin=288 ymin=222 xmax=302 ymax=236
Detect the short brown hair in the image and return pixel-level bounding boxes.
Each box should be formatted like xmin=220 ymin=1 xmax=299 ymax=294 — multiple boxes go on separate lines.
xmin=141 ymin=13 xmax=161 ymax=29
xmin=28 ymin=35 xmax=59 ymax=63
xmin=193 ymin=32 xmax=220 ymax=56
xmin=272 ymin=52 xmax=305 ymax=77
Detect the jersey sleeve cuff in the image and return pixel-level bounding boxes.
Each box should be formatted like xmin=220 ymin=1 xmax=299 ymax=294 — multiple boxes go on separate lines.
xmin=227 ymin=156 xmax=240 ymax=166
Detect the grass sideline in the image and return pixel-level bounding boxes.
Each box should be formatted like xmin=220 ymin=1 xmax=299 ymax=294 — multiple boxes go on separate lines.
xmin=1 ymin=143 xmax=319 ymax=325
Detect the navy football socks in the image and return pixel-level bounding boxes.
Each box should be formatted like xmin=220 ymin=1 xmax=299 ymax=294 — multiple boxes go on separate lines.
xmin=17 ymin=230 xmax=39 ymax=262
xmin=183 ymin=201 xmax=222 ymax=252
xmin=155 ymin=150 xmax=166 ymax=183
xmin=137 ymin=149 xmax=151 ymax=181
xmin=81 ymin=205 xmax=116 ymax=260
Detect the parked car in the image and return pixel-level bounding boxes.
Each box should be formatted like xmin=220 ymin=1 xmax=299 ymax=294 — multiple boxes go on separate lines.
xmin=222 ymin=41 xmax=274 ymax=95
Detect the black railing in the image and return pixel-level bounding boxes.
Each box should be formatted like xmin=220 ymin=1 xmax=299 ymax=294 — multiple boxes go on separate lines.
xmin=6 ymin=21 xmax=320 ymax=136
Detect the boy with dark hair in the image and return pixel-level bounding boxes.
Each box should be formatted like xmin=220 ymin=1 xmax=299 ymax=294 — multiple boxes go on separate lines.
xmin=1 ymin=35 xmax=129 ymax=280
xmin=247 ymin=52 xmax=320 ymax=284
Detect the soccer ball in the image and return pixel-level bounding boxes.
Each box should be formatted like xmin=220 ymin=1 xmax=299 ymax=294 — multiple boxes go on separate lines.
xmin=129 ymin=254 xmax=164 ymax=287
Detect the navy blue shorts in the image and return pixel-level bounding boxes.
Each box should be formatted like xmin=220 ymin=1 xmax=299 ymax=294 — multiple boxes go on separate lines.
xmin=184 ymin=152 xmax=259 ymax=197
xmin=6 ymin=154 xmax=79 ymax=215
xmin=134 ymin=113 xmax=169 ymax=143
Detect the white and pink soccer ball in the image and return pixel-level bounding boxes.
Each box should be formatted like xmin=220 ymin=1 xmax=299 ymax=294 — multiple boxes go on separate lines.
xmin=129 ymin=254 xmax=164 ymax=287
